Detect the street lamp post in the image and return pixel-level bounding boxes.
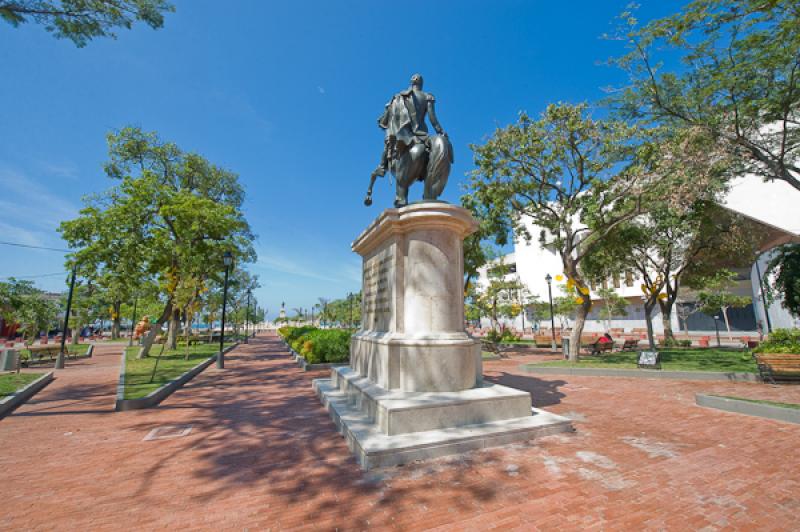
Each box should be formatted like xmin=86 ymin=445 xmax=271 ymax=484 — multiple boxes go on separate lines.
xmin=311 ymin=306 xmax=315 ymax=327
xmin=55 ymin=266 xmax=77 ymax=370
xmin=545 ymin=274 xmax=557 ymax=352
xmin=128 ymin=296 xmax=138 ymax=348
xmin=218 ymin=251 xmax=232 ymax=369
xmin=245 ymin=288 xmax=251 ymax=344
xmin=713 ymin=315 xmax=721 ymax=347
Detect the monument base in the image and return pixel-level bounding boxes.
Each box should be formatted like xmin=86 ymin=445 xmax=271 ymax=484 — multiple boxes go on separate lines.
xmin=314 ymin=367 xmax=573 ymax=470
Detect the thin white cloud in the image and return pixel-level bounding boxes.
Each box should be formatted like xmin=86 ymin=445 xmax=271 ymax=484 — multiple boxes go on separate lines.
xmin=317 ymin=86 xmax=326 ymax=95
xmin=36 ymin=160 xmax=79 ymax=180
xmin=0 ymin=166 xmax=79 ymax=221
xmin=0 ymin=220 xmax=47 ymax=248
xmin=254 ymin=246 xmax=360 ymax=285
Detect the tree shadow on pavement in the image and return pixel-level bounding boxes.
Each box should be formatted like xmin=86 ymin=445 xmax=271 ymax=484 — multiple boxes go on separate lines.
xmin=119 ymin=335 xmax=507 ymax=529
xmin=483 ymin=372 xmax=567 ymax=408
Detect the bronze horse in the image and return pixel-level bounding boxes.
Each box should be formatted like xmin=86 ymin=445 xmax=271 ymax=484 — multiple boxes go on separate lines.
xmin=365 ymin=74 xmax=453 ymax=208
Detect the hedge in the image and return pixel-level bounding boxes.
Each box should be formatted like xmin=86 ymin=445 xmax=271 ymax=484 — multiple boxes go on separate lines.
xmin=278 ymin=326 xmax=351 ymax=364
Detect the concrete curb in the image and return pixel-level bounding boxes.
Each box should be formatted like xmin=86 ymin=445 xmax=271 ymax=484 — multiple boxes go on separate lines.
xmin=520 ymin=364 xmax=759 ymax=382
xmin=696 ymin=394 xmax=800 ymax=425
xmin=0 ymin=372 xmax=54 ymax=419
xmin=115 ymin=343 xmax=239 ymax=411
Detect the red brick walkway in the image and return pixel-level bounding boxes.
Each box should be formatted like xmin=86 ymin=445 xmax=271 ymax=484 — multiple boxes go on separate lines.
xmin=1 ymin=334 xmax=799 ymax=530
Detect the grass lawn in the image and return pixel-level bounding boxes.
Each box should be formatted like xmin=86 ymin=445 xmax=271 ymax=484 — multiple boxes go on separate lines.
xmin=0 ymin=373 xmax=44 ymax=396
xmin=711 ymin=395 xmax=800 ymax=410
xmin=534 ymin=348 xmax=757 ymax=373
xmin=123 ymin=342 xmax=235 ymax=399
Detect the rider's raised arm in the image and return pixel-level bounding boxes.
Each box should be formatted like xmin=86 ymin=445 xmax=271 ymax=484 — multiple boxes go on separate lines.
xmin=426 ymin=95 xmax=445 ymax=136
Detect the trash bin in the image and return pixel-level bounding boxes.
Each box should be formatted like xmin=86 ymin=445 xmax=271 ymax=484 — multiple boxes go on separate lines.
xmin=1 ymin=349 xmax=18 ymax=371
xmin=562 ymin=338 xmax=570 ymax=359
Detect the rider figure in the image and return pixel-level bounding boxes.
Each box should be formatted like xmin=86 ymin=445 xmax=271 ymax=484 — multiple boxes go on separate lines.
xmin=366 ymin=74 xmax=446 ymax=205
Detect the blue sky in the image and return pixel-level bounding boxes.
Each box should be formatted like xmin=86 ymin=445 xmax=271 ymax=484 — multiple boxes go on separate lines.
xmin=0 ymin=0 xmax=683 ymax=318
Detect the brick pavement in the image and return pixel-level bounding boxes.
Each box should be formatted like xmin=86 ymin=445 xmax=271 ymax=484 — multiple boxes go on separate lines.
xmin=1 ymin=334 xmax=799 ymax=530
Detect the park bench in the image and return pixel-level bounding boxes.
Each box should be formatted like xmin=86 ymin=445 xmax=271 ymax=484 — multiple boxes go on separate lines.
xmin=25 ymin=345 xmax=78 ymax=365
xmin=754 ymin=353 xmax=800 ymax=384
xmin=620 ymin=338 xmax=639 ymax=351
xmin=583 ymin=339 xmax=613 ymax=356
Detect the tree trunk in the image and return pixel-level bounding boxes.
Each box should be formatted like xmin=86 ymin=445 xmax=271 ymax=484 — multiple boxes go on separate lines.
xmin=721 ymin=306 xmax=733 ymax=340
xmin=111 ymin=301 xmax=122 ymax=340
xmin=658 ymin=300 xmax=674 ymax=342
xmin=644 ymin=304 xmax=657 ymax=350
xmin=137 ymin=302 xmax=173 ymax=359
xmin=184 ymin=311 xmax=192 ymax=360
xmin=568 ymin=299 xmax=591 ymax=361
xmin=71 ymin=320 xmax=80 ymax=346
xmin=167 ymin=308 xmax=180 ymax=350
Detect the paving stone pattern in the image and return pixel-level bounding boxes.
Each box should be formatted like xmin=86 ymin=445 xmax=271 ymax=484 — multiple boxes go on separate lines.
xmin=0 ymin=335 xmax=798 ymax=530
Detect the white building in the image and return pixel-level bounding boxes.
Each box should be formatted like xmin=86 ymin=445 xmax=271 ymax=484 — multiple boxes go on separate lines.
xmin=476 ymin=175 xmax=800 ymax=336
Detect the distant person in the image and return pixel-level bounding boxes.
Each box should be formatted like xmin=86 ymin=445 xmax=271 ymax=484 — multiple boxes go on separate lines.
xmin=599 ymin=332 xmax=613 ymax=344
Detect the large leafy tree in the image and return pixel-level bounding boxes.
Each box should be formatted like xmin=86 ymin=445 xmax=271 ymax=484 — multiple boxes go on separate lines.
xmin=763 ymin=244 xmax=800 ymax=317
xmin=1 ymin=0 xmax=174 ymax=46
xmin=466 ymin=102 xmax=661 ymax=360
xmin=60 ymin=127 xmax=255 ymax=358
xmin=611 ymin=0 xmax=800 ymax=191
xmin=0 ymin=279 xmax=59 ymax=342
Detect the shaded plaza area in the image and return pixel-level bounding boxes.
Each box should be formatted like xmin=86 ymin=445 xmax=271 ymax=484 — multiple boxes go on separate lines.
xmin=1 ymin=334 xmax=799 ymax=530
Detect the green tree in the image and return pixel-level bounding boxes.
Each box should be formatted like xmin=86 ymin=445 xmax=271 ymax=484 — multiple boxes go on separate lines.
xmin=696 ymin=270 xmax=751 ymax=340
xmin=763 ymin=244 xmax=800 ymax=317
xmin=59 ymin=127 xmax=255 ymax=358
xmin=595 ymin=287 xmax=628 ymax=331
xmin=466 ymin=103 xmax=660 ymax=360
xmin=611 ymin=0 xmax=800 ymax=191
xmin=17 ymin=293 xmax=58 ymax=343
xmin=1 ymin=0 xmax=174 ymax=47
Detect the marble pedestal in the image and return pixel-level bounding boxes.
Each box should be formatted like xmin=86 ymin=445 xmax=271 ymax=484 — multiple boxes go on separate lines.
xmin=314 ymin=203 xmax=572 ymax=469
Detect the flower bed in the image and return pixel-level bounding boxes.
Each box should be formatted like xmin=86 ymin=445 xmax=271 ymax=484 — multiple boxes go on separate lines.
xmin=278 ymin=326 xmax=351 ymax=364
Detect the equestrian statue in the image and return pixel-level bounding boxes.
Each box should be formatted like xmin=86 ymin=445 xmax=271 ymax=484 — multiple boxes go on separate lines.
xmin=364 ymin=73 xmax=453 ymax=207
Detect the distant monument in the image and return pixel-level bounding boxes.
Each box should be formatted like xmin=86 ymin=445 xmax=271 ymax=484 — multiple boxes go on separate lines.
xmin=364 ymin=73 xmax=453 ymax=208
xmin=278 ymin=302 xmax=286 ymax=321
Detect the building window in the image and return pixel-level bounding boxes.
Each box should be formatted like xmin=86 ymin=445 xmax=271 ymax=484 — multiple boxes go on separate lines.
xmin=613 ymin=273 xmax=621 ymax=288
xmin=625 ymin=271 xmax=634 ymax=287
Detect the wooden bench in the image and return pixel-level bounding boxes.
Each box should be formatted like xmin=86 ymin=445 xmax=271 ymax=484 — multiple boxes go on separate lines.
xmin=25 ymin=345 xmax=78 ymax=365
xmin=754 ymin=353 xmax=800 ymax=384
xmin=620 ymin=338 xmax=639 ymax=351
xmin=583 ymin=340 xmax=613 ymax=356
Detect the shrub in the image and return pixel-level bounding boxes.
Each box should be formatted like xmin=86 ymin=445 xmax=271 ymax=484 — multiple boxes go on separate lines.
xmin=660 ymin=338 xmax=692 ymax=348
xmin=301 ymin=329 xmax=351 ymax=363
xmin=279 ymin=326 xmax=318 ymax=344
xmin=754 ymin=329 xmax=800 ymax=354
xmin=486 ymin=328 xmax=520 ymax=343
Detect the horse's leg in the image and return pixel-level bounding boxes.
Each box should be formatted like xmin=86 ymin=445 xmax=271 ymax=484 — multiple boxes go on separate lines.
xmin=394 ymin=147 xmax=411 ymax=207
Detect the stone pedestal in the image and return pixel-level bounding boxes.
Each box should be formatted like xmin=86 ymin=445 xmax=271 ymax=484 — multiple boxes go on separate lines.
xmin=315 ymin=203 xmax=572 ymax=469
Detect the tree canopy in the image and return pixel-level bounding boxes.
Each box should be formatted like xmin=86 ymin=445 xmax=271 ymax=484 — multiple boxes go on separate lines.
xmin=611 ymin=0 xmax=800 ymax=190
xmin=1 ymin=0 xmax=174 ymax=46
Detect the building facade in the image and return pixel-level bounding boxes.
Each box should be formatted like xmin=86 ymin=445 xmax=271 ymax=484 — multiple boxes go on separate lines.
xmin=476 ymin=175 xmax=800 ymax=336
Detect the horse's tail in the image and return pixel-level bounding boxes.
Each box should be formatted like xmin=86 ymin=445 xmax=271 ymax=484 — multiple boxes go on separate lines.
xmin=424 ymin=135 xmax=453 ymax=200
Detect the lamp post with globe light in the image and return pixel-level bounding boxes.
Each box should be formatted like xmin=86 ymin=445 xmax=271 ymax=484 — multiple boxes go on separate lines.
xmin=545 ymin=274 xmax=557 ymax=351
xmin=218 ymin=251 xmax=232 ymax=369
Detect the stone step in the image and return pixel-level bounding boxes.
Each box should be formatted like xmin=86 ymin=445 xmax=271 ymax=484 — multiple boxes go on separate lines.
xmin=314 ymin=378 xmax=574 ymax=470
xmin=329 ymin=366 xmax=534 ymax=435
